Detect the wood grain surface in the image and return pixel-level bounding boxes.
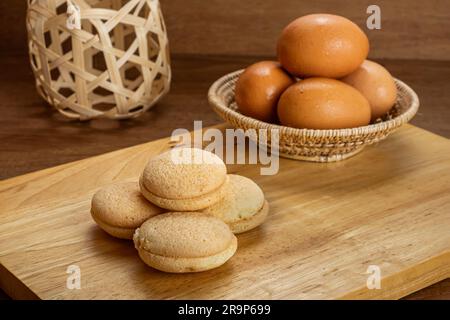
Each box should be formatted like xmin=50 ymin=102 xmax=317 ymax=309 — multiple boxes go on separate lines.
xmin=0 ymin=53 xmax=449 ymax=299
xmin=1 ymin=54 xmax=449 ymax=180
xmin=0 ymin=124 xmax=449 ymax=299
xmin=162 ymin=0 xmax=450 ymax=60
xmin=0 ymin=0 xmax=449 ymax=301
xmin=2 ymin=0 xmax=450 ymax=60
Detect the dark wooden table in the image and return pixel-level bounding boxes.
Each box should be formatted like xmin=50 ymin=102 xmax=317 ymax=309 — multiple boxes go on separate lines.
xmin=0 ymin=53 xmax=449 ymax=299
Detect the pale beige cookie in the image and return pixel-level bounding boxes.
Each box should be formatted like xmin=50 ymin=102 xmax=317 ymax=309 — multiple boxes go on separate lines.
xmin=133 ymin=212 xmax=238 ymax=273
xmin=202 ymin=174 xmax=269 ymax=234
xmin=140 ymin=147 xmax=228 ymax=211
xmin=91 ymin=181 xmax=164 ymax=240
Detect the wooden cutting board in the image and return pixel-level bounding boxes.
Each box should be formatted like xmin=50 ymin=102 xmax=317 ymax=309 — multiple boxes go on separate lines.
xmin=0 ymin=124 xmax=449 ymax=300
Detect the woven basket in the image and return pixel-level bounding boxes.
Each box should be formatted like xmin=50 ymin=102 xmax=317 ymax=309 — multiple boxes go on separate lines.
xmin=208 ymin=70 xmax=420 ymax=162
xmin=26 ymin=0 xmax=171 ymax=120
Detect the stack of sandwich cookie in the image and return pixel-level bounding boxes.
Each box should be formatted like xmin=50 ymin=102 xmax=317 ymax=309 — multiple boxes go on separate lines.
xmin=139 ymin=147 xmax=229 ymax=211
xmin=134 ymin=213 xmax=237 ymax=273
xmin=90 ymin=147 xmax=270 ymax=273
xmin=91 ymin=182 xmax=164 ymax=240
xmin=202 ymin=174 xmax=269 ymax=234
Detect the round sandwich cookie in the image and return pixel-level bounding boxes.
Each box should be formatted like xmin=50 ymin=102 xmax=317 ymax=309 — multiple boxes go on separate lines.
xmin=139 ymin=147 xmax=229 ymax=211
xmin=202 ymin=174 xmax=269 ymax=234
xmin=91 ymin=181 xmax=164 ymax=240
xmin=133 ymin=212 xmax=238 ymax=273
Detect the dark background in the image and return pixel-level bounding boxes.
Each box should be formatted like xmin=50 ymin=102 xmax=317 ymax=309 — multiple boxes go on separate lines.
xmin=3 ymin=0 xmax=450 ymax=60
xmin=0 ymin=0 xmax=449 ymax=299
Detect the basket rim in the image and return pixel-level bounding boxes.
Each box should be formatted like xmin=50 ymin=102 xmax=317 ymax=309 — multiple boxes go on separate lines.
xmin=208 ymin=69 xmax=420 ymax=138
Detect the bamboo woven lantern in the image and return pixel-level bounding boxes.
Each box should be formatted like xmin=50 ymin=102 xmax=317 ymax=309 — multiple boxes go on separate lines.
xmin=26 ymin=0 xmax=171 ymax=120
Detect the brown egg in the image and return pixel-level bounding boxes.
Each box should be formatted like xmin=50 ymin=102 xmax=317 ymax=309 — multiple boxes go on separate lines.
xmin=341 ymin=60 xmax=398 ymax=121
xmin=235 ymin=61 xmax=294 ymax=123
xmin=277 ymin=14 xmax=369 ymax=78
xmin=278 ymin=78 xmax=371 ymax=129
